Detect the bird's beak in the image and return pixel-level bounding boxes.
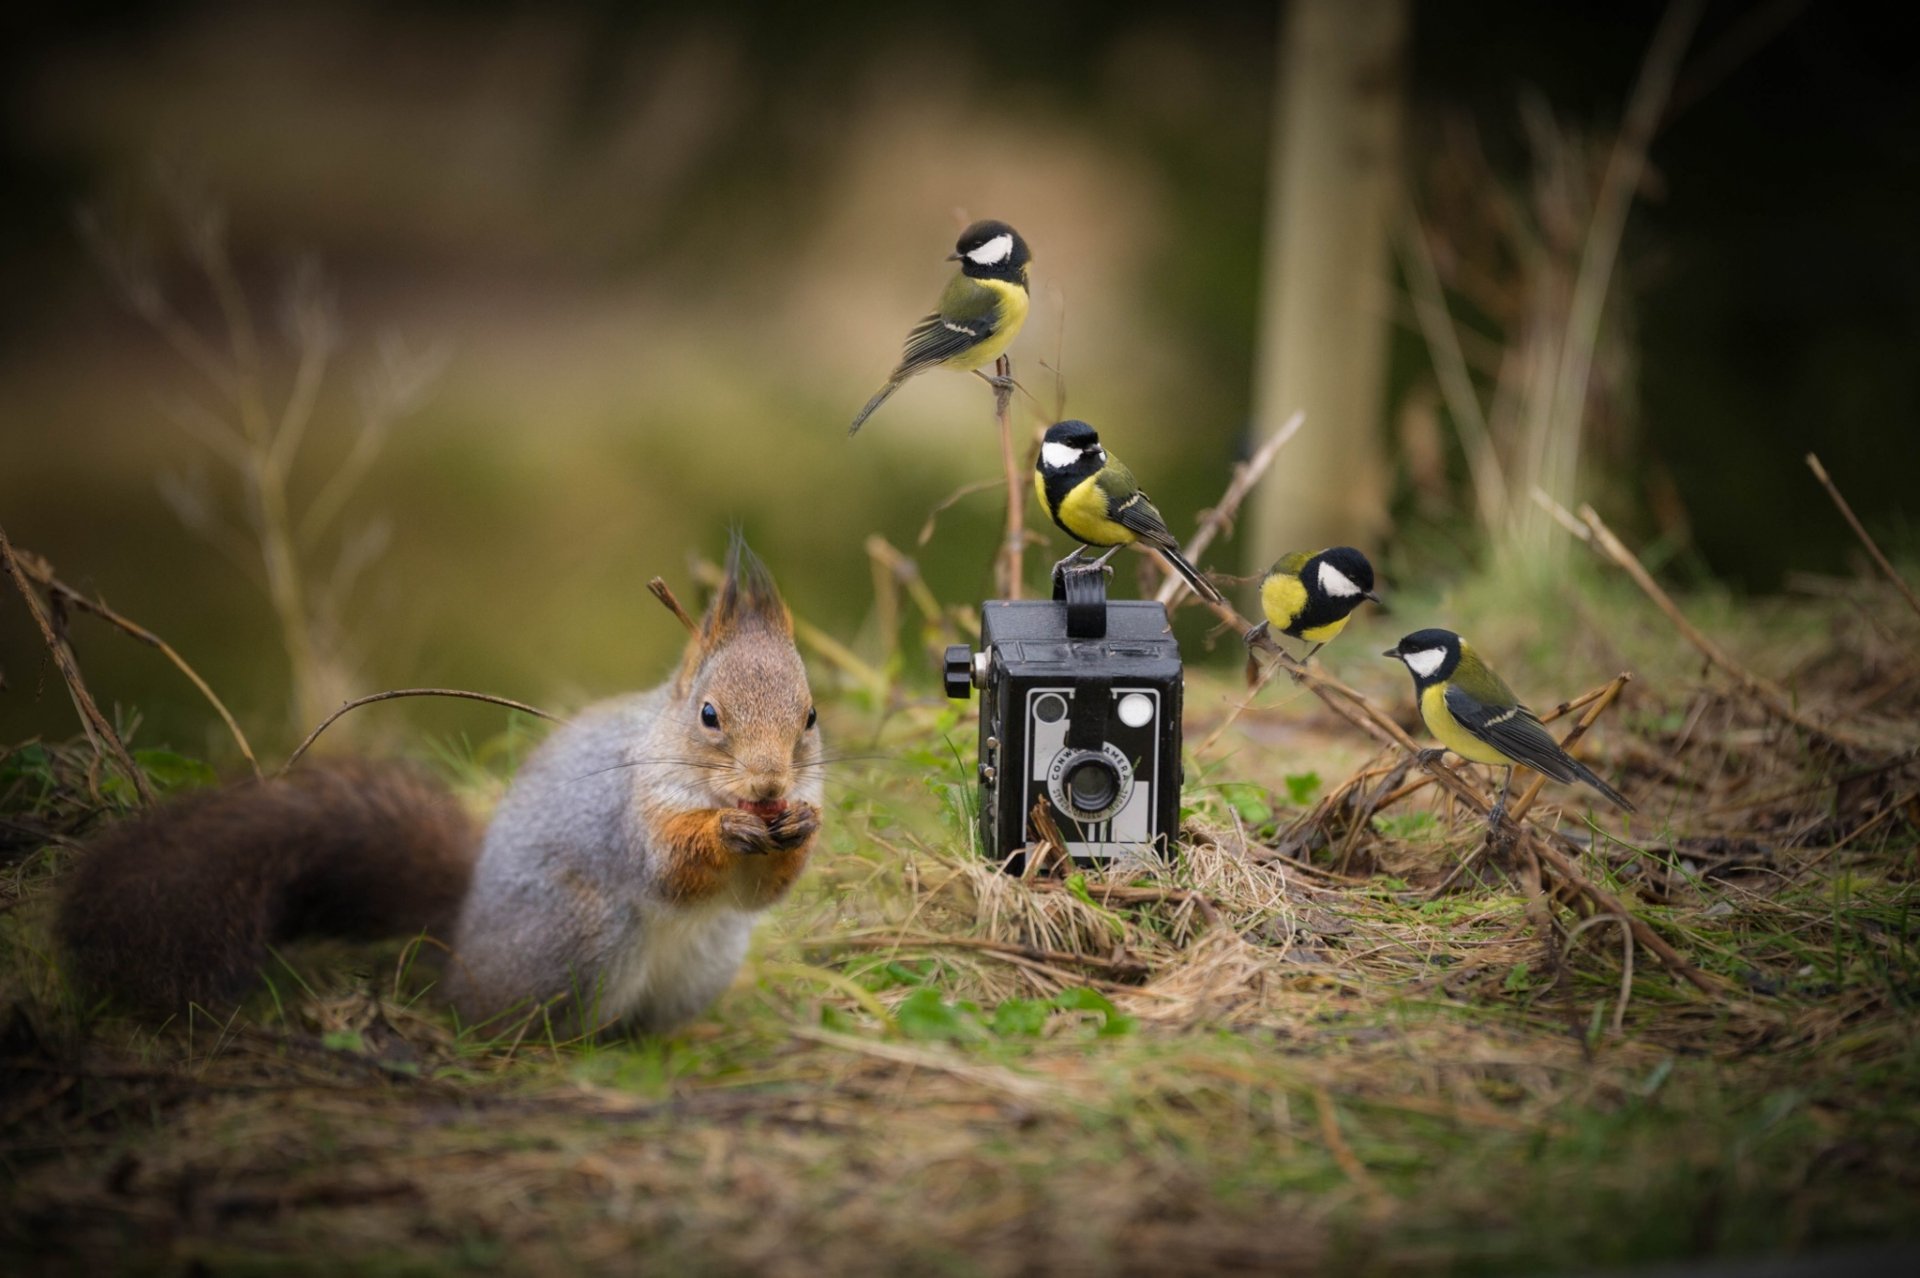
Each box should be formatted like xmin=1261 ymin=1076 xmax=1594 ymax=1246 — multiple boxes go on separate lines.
xmin=1364 ymin=591 xmax=1382 ymax=604
xmin=945 ymin=251 xmax=962 ymax=261
xmin=1381 ymin=646 xmax=1400 ymax=658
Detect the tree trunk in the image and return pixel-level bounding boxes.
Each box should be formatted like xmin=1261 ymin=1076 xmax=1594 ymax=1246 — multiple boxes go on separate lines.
xmin=1248 ymin=0 xmax=1407 ymax=569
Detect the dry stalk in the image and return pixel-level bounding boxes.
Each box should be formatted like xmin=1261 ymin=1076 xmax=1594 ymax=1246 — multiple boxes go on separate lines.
xmin=282 ymin=688 xmax=559 ymax=774
xmin=992 ymin=354 xmax=1024 ymax=599
xmin=1566 ymin=499 xmax=1880 ymax=751
xmin=1155 ymin=409 xmax=1306 ymax=609
xmin=11 ymin=544 xmax=261 ymax=777
xmin=1806 ymin=453 xmax=1920 ymax=622
xmin=1 ymin=524 xmax=156 ymax=804
xmin=646 ymin=577 xmax=700 ymax=634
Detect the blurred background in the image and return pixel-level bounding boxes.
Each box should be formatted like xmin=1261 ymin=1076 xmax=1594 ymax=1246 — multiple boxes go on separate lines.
xmin=2 ymin=0 xmax=1915 ymax=757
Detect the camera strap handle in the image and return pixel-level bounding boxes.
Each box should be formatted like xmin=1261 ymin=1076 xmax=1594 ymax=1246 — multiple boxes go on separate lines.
xmin=1066 ymin=676 xmax=1111 ymax=751
xmin=1053 ymin=564 xmax=1109 ymax=640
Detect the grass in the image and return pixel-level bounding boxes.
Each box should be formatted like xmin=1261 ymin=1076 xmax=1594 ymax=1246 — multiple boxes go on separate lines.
xmin=2 ymin=570 xmax=1918 ymax=1275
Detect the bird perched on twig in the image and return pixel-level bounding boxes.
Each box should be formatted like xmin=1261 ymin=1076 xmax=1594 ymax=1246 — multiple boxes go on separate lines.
xmin=1246 ymin=546 xmax=1380 ymax=662
xmin=1034 ymin=419 xmax=1222 ymax=603
xmin=848 ymin=220 xmax=1032 ymax=436
xmin=1384 ymin=628 xmax=1634 ymax=829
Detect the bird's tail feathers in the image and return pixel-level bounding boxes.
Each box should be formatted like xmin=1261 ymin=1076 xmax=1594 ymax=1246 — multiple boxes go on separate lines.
xmin=1569 ymin=759 xmax=1636 ymax=813
xmin=1157 ymin=547 xmax=1224 ymax=605
xmin=848 ymin=378 xmax=902 ymax=436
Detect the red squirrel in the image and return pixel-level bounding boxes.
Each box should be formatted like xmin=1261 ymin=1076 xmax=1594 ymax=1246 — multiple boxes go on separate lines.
xmin=58 ymin=539 xmax=823 ymax=1037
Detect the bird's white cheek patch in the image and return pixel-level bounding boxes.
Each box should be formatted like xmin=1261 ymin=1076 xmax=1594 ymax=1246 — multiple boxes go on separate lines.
xmin=1040 ymin=442 xmax=1082 ymax=470
xmin=1318 ymin=562 xmax=1362 ymax=598
xmin=966 ymin=233 xmax=1014 ymax=266
xmin=1402 ymin=648 xmax=1447 ymax=678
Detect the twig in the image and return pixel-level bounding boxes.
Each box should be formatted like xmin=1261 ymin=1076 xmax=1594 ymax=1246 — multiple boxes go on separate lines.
xmin=646 ymin=576 xmax=699 ymax=634
xmin=282 ymin=688 xmax=559 ymax=774
xmin=1155 ymin=409 xmax=1305 ymax=607
xmin=1526 ymin=835 xmax=1717 ymax=994
xmin=1568 ymin=499 xmax=1877 ymax=750
xmin=1313 ymin=1087 xmax=1379 ymax=1198
xmin=992 ymin=354 xmax=1024 ymax=599
xmin=805 ymin=932 xmax=1150 ymax=978
xmin=1032 ymin=879 xmax=1223 ymax=928
xmin=0 ymin=524 xmax=156 ymax=805
xmin=788 ymin=1025 xmax=1056 ymax=1102
xmin=10 ymin=545 xmax=260 ymax=778
xmin=917 ymin=478 xmax=1001 ymax=547
xmin=1806 ymin=453 xmax=1920 ymax=622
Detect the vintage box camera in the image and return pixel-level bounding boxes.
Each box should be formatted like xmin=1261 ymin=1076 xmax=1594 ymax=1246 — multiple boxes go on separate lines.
xmin=944 ymin=568 xmax=1184 ymax=871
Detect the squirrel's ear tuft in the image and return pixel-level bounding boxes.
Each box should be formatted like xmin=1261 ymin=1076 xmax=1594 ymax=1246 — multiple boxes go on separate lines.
xmin=696 ymin=534 xmax=793 ymax=652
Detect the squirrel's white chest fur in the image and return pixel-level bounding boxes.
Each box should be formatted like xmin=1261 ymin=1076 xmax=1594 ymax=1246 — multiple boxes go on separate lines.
xmin=599 ymin=898 xmax=753 ymax=1031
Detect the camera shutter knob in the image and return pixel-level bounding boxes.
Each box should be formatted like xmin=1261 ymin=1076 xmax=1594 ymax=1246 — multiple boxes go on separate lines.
xmin=943 ymin=645 xmax=975 ymax=700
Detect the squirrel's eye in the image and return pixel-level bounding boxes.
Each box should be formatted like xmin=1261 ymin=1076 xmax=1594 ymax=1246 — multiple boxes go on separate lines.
xmin=699 ymin=702 xmax=720 ymax=729
xmin=805 ymin=705 xmax=818 ymax=730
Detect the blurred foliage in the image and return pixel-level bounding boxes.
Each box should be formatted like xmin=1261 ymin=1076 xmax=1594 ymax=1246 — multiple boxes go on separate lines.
xmin=3 ymin=1 xmax=1916 ymax=759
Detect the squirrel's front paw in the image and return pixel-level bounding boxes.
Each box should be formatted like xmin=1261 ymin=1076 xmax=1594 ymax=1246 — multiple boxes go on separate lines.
xmin=718 ymin=807 xmax=777 ymax=856
xmin=766 ymin=802 xmax=820 ymax=850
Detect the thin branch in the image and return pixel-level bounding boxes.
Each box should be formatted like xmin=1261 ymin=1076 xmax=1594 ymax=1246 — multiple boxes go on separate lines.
xmin=992 ymin=354 xmax=1024 ymax=598
xmin=1806 ymin=453 xmax=1920 ymax=622
xmin=11 ymin=545 xmax=261 ymax=778
xmin=282 ymin=688 xmax=559 ymax=775
xmin=0 ymin=524 xmax=156 ymax=804
xmin=916 ymin=477 xmax=1001 ymax=547
xmin=1154 ymin=409 xmax=1305 ymax=607
xmin=647 ymin=577 xmax=700 ymax=634
xmin=1567 ymin=499 xmax=1882 ymax=751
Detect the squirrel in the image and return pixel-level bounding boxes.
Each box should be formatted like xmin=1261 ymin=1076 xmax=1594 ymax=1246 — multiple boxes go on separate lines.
xmin=56 ymin=538 xmax=824 ymax=1038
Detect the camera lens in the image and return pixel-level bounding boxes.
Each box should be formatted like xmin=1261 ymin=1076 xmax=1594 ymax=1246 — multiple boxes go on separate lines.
xmin=1063 ymin=757 xmax=1119 ymax=814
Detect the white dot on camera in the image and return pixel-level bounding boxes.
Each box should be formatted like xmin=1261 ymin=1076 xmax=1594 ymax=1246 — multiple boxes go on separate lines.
xmin=1118 ymin=693 xmax=1154 ymax=728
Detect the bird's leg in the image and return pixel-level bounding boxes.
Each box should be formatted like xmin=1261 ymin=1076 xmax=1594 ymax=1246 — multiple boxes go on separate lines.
xmin=1086 ymin=545 xmax=1123 ymax=572
xmin=1303 ymin=641 xmax=1325 ymax=663
xmin=1049 ymin=547 xmax=1086 ymax=582
xmin=1488 ymin=768 xmax=1516 ymax=838
xmin=1243 ymin=620 xmax=1271 ymax=649
xmin=975 ymin=354 xmax=1016 ymax=393
xmin=1414 ymin=747 xmax=1447 ymax=770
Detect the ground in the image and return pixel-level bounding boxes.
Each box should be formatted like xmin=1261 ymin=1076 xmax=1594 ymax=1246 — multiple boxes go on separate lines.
xmin=2 ymin=570 xmax=1917 ymax=1276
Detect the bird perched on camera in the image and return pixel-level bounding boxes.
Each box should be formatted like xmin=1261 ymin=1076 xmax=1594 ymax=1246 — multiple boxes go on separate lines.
xmin=1247 ymin=546 xmax=1380 ymax=661
xmin=1384 ymin=627 xmax=1634 ymax=826
xmin=848 ymin=220 xmax=1032 ymax=436
xmin=1034 ymin=419 xmax=1223 ymax=603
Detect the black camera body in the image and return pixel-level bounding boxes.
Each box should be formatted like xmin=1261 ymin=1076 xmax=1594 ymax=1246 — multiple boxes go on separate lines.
xmin=944 ymin=569 xmax=1184 ymax=872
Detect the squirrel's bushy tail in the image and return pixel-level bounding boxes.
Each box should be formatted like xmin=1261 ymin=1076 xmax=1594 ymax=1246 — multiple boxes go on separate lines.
xmin=57 ymin=760 xmax=478 ymax=1016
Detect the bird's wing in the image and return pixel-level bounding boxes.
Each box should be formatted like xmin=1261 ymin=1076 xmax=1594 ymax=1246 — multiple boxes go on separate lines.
xmin=896 ymin=311 xmax=995 ymax=374
xmin=1270 ymin=551 xmax=1312 ymax=578
xmin=1442 ymin=684 xmax=1579 ymax=783
xmin=894 ymin=276 xmax=1004 ymax=375
xmin=1097 ymin=463 xmax=1178 ymax=550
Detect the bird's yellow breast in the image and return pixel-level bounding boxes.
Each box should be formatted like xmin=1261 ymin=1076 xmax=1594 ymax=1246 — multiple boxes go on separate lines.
xmin=1260 ymin=573 xmax=1308 ymax=631
xmin=948 ymin=280 xmax=1029 ymax=371
xmin=1298 ymin=614 xmax=1351 ymax=644
xmin=1052 ymin=473 xmax=1134 ymax=547
xmin=1419 ymin=683 xmax=1514 ymax=766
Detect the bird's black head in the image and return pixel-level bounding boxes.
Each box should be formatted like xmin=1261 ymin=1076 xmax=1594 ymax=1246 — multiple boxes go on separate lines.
xmin=1383 ymin=628 xmax=1462 ymax=684
xmin=949 ymin=220 xmax=1031 ymax=282
xmin=1037 ymin=420 xmax=1104 ymax=476
xmin=1309 ymin=546 xmax=1380 ymax=606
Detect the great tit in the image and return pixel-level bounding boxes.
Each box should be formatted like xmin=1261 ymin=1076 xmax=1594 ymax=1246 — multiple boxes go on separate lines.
xmin=1384 ymin=628 xmax=1634 ymax=824
xmin=1034 ymin=419 xmax=1223 ymax=603
xmin=1247 ymin=546 xmax=1380 ymax=661
xmin=848 ymin=220 xmax=1032 ymax=436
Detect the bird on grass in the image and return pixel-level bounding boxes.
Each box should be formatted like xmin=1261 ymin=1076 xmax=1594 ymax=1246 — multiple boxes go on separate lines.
xmin=848 ymin=220 xmax=1031 ymax=436
xmin=1384 ymin=627 xmax=1634 ymax=828
xmin=1034 ymin=419 xmax=1222 ymax=603
xmin=1246 ymin=547 xmax=1380 ymax=662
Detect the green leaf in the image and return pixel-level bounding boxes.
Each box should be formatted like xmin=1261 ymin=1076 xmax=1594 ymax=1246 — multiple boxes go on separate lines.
xmin=1283 ymin=771 xmax=1323 ymax=806
xmin=894 ymin=988 xmax=982 ymax=1042
xmin=133 ymin=748 xmax=218 ymax=794
xmin=322 ymin=1030 xmax=367 ymax=1054
xmin=989 ymin=998 xmax=1051 ymax=1038
xmin=1051 ymin=986 xmax=1135 ymax=1036
xmin=1503 ymin=962 xmax=1533 ymax=993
